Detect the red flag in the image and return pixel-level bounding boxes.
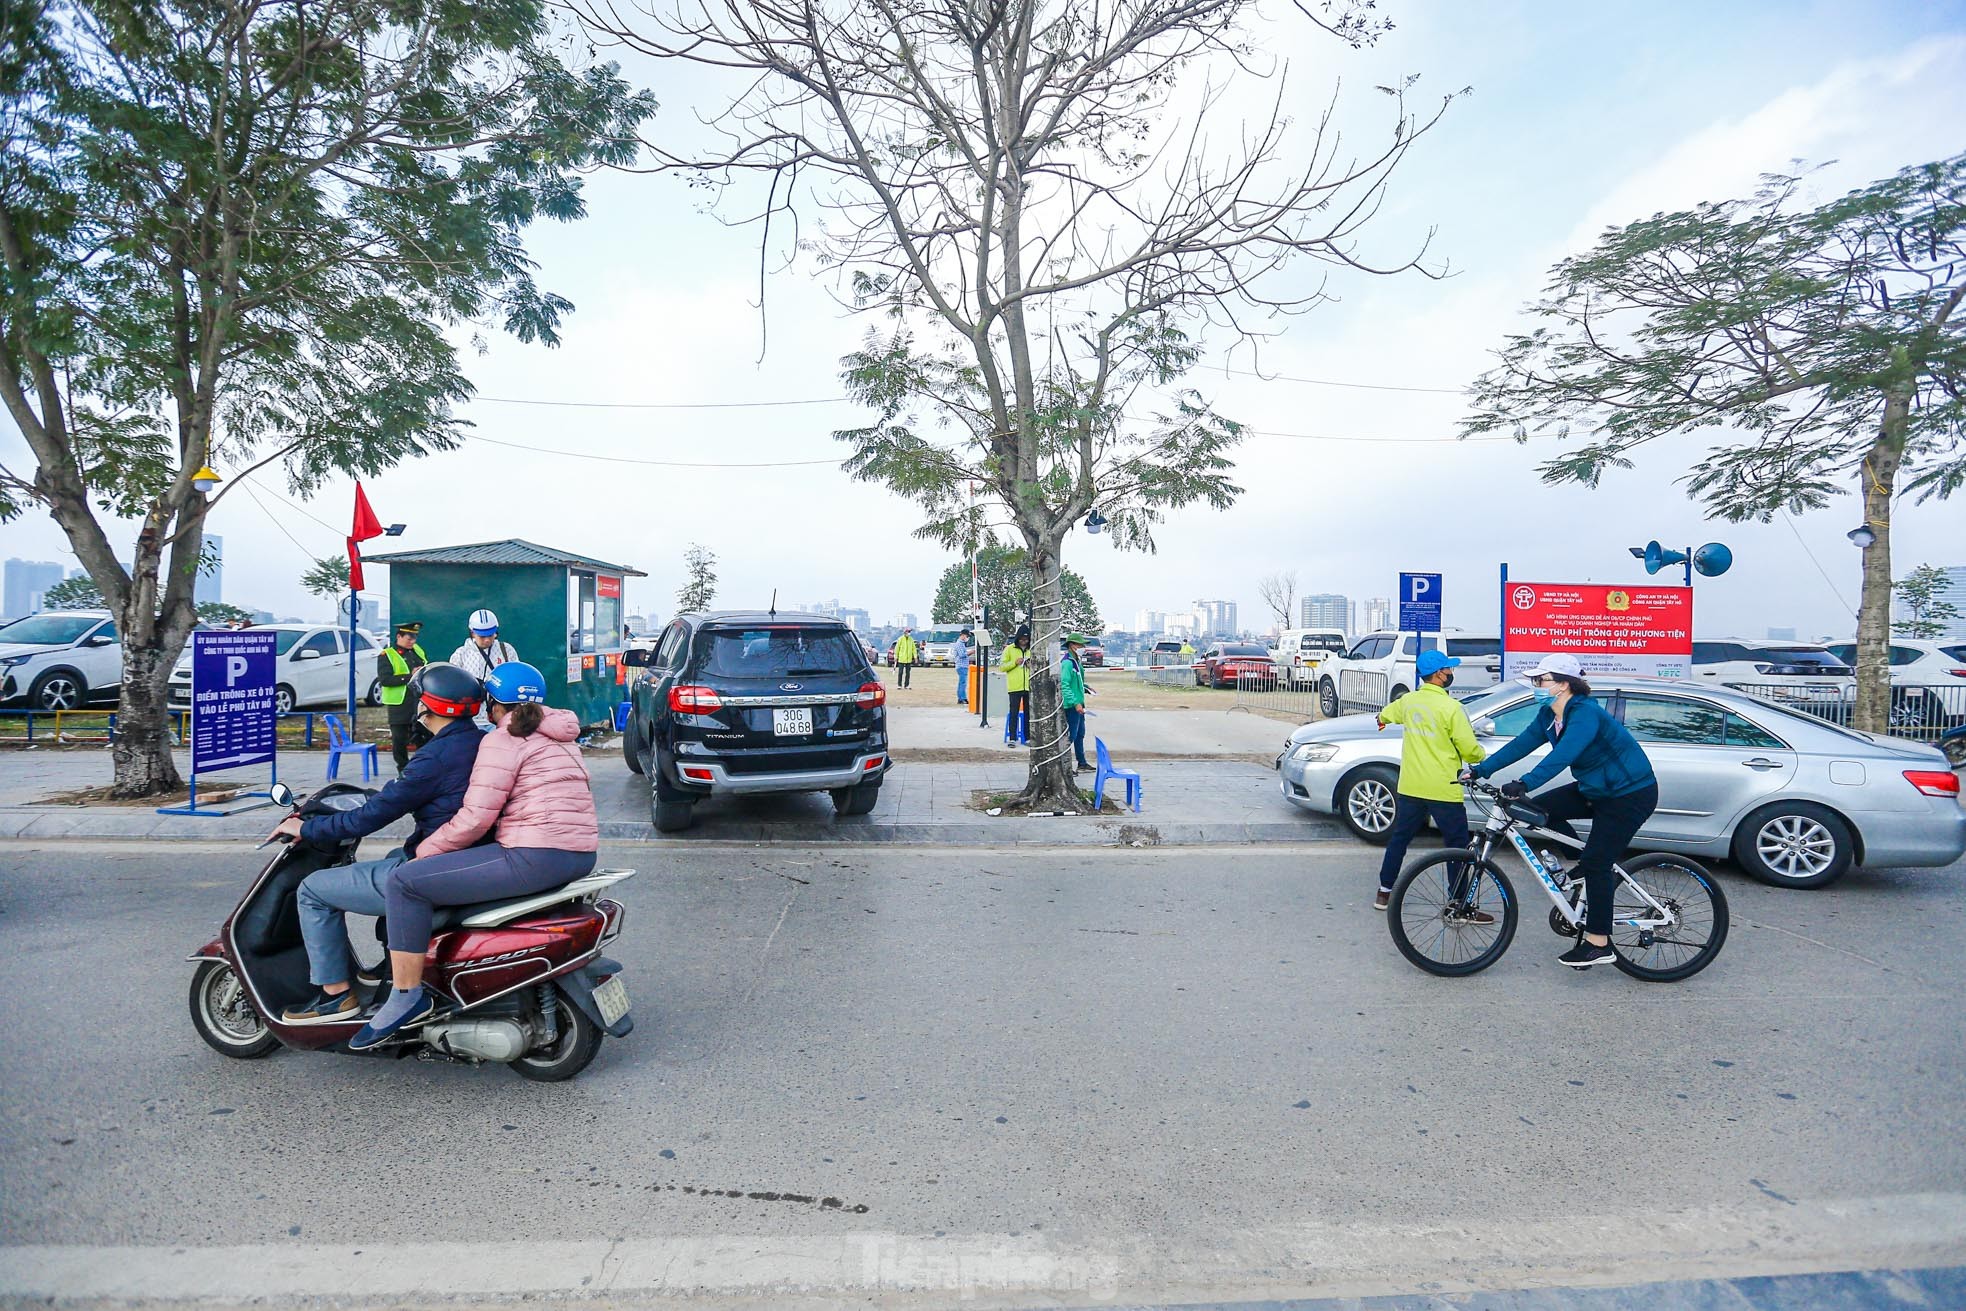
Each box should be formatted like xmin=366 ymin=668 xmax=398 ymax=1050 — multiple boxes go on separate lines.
xmin=348 ymin=484 xmax=385 ymax=593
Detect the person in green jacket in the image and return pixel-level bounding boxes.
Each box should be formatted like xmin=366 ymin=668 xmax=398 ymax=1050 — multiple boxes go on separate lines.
xmin=1372 ymin=649 xmax=1487 ymax=913
xmin=378 ymin=621 xmax=428 ymax=773
xmin=1061 ymin=633 xmax=1095 ymax=770
xmin=1001 ymin=623 xmax=1031 ymax=745
xmin=893 ymin=627 xmax=918 ymax=688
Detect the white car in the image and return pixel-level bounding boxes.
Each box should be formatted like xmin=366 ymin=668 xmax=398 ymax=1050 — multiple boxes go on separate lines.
xmin=1823 ymin=639 xmax=1966 ymax=729
xmin=0 ymin=610 xmax=121 ymax=711
xmin=1273 ymin=627 xmax=1349 ymax=689
xmin=168 ymin=623 xmax=381 ymax=717
xmin=1689 ymin=639 xmax=1852 ymax=718
xmin=919 ymin=627 xmax=965 ymax=666
xmin=1316 ymin=630 xmax=1502 ymax=717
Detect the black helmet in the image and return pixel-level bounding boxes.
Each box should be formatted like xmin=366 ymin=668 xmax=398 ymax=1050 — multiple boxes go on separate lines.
xmin=409 ymin=661 xmax=484 ymax=718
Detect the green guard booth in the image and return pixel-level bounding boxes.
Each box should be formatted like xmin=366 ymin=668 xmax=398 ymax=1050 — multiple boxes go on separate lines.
xmin=364 ymin=538 xmax=646 ymax=727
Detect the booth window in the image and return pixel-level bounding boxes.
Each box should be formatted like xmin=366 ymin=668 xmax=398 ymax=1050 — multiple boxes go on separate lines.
xmin=566 ymin=573 xmax=623 ymax=654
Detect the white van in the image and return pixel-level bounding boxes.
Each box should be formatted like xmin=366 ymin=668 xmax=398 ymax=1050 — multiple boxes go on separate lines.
xmin=1273 ymin=628 xmax=1349 ymax=689
xmin=1317 ymin=630 xmax=1502 ymax=717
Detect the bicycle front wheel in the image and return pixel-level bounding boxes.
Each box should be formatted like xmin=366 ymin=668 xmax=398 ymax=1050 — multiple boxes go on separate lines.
xmin=1388 ymin=852 xmax=1518 ymax=976
xmin=1610 ymin=853 xmax=1729 ymax=982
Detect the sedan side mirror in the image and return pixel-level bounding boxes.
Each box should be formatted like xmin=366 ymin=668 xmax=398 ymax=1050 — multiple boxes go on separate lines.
xmin=1475 ymin=719 xmax=1497 ymax=735
xmin=295 ymin=649 xmax=321 ymax=660
xmin=85 ymin=634 xmax=116 ymax=647
xmin=622 ymin=648 xmax=651 ymax=668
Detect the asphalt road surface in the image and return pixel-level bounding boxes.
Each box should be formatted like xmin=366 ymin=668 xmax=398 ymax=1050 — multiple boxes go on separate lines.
xmin=1 ymin=838 xmax=1962 ymax=1307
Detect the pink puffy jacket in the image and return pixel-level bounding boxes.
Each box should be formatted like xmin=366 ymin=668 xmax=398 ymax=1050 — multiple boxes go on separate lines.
xmin=417 ymin=708 xmax=598 ymax=855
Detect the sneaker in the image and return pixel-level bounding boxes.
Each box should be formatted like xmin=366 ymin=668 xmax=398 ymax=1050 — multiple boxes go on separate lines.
xmin=1559 ymin=939 xmax=1618 ymax=968
xmin=1444 ymin=906 xmax=1497 ymax=926
xmin=1374 ymin=889 xmax=1391 ymax=911
xmin=281 ymin=988 xmax=362 ymax=1025
xmin=346 ymin=991 xmax=436 ymax=1051
xmin=355 ymin=967 xmax=381 ymax=988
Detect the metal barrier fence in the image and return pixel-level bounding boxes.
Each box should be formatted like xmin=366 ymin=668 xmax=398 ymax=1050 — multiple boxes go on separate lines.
xmin=1724 ymin=682 xmax=1966 ymax=744
xmin=1232 ymin=669 xmax=1323 ymax=721
xmin=0 ymin=707 xmax=325 ymax=746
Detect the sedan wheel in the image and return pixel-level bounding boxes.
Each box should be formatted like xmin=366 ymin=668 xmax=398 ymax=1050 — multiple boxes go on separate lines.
xmin=274 ymin=685 xmax=297 ymax=716
xmin=1339 ymin=766 xmax=1399 ymax=845
xmin=1734 ymin=803 xmax=1854 ymax=889
xmin=30 ymin=672 xmax=83 ymax=712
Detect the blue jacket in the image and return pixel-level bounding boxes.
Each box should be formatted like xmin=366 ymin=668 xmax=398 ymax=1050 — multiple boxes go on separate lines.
xmin=301 ymin=717 xmax=485 ymax=856
xmin=1473 ymin=695 xmax=1654 ymax=799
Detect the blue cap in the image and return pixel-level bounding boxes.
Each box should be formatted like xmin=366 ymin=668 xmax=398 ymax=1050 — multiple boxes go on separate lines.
xmin=1416 ymin=650 xmax=1461 ymax=677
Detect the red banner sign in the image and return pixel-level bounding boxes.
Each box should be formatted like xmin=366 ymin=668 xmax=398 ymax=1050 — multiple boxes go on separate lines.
xmin=597 ymin=575 xmax=622 ymax=600
xmin=1503 ymin=582 xmax=1692 ymax=680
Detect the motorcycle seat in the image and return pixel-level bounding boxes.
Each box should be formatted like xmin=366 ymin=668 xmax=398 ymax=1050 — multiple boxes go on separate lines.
xmin=427 ymin=869 xmax=636 ymax=932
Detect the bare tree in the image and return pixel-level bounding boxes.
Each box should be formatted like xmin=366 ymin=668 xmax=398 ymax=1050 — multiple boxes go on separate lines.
xmin=577 ymin=0 xmax=1458 ymax=806
xmin=1258 ymin=570 xmax=1300 ymax=630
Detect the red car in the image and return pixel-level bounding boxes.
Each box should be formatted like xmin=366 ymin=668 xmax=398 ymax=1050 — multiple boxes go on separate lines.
xmin=1196 ymin=643 xmax=1277 ymax=689
xmin=1079 ymin=642 xmax=1105 ymax=667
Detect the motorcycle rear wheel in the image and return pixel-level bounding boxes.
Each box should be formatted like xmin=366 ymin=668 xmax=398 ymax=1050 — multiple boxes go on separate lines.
xmin=510 ymin=990 xmax=602 ymax=1082
xmin=189 ymin=960 xmax=280 ymax=1058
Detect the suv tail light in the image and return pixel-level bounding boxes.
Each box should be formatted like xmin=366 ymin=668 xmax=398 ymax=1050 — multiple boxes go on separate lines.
xmin=1904 ymin=770 xmax=1960 ymax=798
xmin=855 ymin=681 xmax=886 ymax=709
xmin=669 ymin=685 xmax=723 ymax=713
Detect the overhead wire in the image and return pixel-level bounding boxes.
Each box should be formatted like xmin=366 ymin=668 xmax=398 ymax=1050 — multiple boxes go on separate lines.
xmin=1777 ymin=508 xmax=1857 ymax=614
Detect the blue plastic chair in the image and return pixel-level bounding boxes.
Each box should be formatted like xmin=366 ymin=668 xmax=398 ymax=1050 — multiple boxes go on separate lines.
xmin=323 ymin=712 xmax=379 ymax=781
xmin=1092 ymin=737 xmax=1141 ymax=812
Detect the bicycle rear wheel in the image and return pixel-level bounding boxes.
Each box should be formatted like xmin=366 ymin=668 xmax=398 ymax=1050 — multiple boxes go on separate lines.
xmin=1388 ymin=852 xmax=1518 ymax=976
xmin=1609 ymin=853 xmax=1729 ymax=982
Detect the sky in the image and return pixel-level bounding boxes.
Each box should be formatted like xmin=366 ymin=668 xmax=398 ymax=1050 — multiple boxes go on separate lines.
xmin=3 ymin=0 xmax=1964 ymax=642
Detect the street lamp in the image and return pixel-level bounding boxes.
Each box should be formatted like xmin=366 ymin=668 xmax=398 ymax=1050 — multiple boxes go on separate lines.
xmin=1084 ymin=509 xmax=1108 ymax=535
xmin=190 ymin=465 xmax=222 ymax=494
xmin=1846 ymin=524 xmax=1877 ymax=549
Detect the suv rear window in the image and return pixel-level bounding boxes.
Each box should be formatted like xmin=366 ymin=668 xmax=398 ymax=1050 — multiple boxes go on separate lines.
xmin=1222 ymin=644 xmax=1269 ymax=657
xmin=1758 ymin=646 xmax=1849 ymax=671
xmin=698 ymin=627 xmax=865 ymax=679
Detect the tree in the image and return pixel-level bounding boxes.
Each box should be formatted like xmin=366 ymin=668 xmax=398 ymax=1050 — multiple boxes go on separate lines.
xmin=196 ymin=602 xmax=254 ymax=628
xmin=581 ymin=0 xmax=1455 ymax=807
xmin=1894 ymin=564 xmax=1961 ymax=640
xmin=301 ymin=557 xmax=351 ymax=602
xmin=677 ymin=544 xmax=718 ymax=612
xmin=1464 ymin=157 xmax=1965 ymax=733
xmin=0 ymin=0 xmax=654 ymax=795
xmin=931 ymin=547 xmax=1100 ymax=635
xmin=41 ymin=576 xmax=101 ymax=610
xmin=1257 ymin=570 xmax=1299 ymax=631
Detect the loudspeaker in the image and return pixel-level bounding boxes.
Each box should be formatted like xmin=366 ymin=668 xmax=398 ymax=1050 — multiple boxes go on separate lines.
xmin=1692 ymin=542 xmax=1733 ymax=578
xmin=1641 ymin=540 xmax=1689 ymax=575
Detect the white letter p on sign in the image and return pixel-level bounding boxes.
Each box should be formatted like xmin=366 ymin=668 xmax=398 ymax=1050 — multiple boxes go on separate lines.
xmin=226 ymin=656 xmax=249 ymax=686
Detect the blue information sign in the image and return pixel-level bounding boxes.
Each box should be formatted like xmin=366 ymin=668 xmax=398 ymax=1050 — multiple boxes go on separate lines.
xmin=190 ymin=629 xmax=279 ymax=773
xmin=1398 ymin=572 xmax=1443 ymax=633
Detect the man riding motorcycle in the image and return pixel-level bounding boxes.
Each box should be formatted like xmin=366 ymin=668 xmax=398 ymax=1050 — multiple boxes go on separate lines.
xmin=271 ymin=663 xmax=488 ymax=1024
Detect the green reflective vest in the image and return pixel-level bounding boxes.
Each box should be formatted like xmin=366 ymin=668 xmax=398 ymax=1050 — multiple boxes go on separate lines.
xmin=378 ymin=644 xmax=427 ymax=705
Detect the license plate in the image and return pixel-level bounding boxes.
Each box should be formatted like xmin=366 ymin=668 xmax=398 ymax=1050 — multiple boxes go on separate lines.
xmin=593 ymin=975 xmax=630 ymax=1027
xmin=773 ymin=707 xmax=813 ymax=737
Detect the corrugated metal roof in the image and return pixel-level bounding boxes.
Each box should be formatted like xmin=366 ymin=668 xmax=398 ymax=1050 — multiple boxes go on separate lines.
xmin=361 ymin=538 xmax=645 ymax=576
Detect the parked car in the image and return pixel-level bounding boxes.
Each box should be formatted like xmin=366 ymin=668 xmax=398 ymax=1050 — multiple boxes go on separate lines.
xmin=1689 ymin=639 xmax=1852 ymax=720
xmin=919 ymin=628 xmax=964 ymax=666
xmin=1195 ymin=643 xmax=1277 ymax=689
xmin=1079 ymin=639 xmax=1105 ymax=667
xmin=1316 ymin=630 xmax=1502 ymax=717
xmin=167 ymin=623 xmax=378 ymax=716
xmin=1148 ymin=638 xmax=1187 ymax=665
xmin=1277 ymin=676 xmax=1964 ymax=887
xmin=0 ymin=609 xmax=121 ymax=711
xmin=621 ymin=611 xmax=891 ymax=832
xmin=1273 ymin=627 xmax=1348 ymax=689
xmin=1822 ymin=639 xmax=1966 ymax=729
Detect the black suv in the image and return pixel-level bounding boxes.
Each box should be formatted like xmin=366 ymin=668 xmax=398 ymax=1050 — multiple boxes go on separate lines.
xmin=622 ymin=612 xmax=890 ymax=832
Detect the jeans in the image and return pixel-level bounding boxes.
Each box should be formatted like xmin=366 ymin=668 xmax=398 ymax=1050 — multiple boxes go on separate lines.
xmin=384 ymin=845 xmax=597 ymax=954
xmin=1064 ymin=705 xmax=1088 ymax=766
xmin=896 ymin=661 xmax=912 ymax=687
xmin=1376 ymin=794 xmax=1473 ymax=892
xmin=296 ymin=849 xmax=408 ymax=986
xmin=1534 ymin=782 xmax=1659 ymax=937
xmin=956 ymin=666 xmax=969 ymax=704
xmin=1004 ymin=690 xmax=1029 ymax=743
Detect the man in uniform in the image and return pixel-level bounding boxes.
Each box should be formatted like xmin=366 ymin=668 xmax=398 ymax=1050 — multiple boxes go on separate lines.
xmin=378 ymin=621 xmax=427 ymax=772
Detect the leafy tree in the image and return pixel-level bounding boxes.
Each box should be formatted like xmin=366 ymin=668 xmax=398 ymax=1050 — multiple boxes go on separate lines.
xmin=930 ymin=547 xmax=1100 ymax=636
xmin=1257 ymin=570 xmax=1299 ymax=631
xmin=676 ymin=544 xmax=718 ymax=612
xmin=301 ymin=556 xmax=351 ymax=602
xmin=1464 ymin=157 xmax=1965 ymax=732
xmin=196 ymin=602 xmax=254 ymax=628
xmin=583 ymin=0 xmax=1455 ymax=806
xmin=1894 ymin=564 xmax=1961 ymax=640
xmin=41 ymin=576 xmax=102 ymax=610
xmin=0 ymin=0 xmax=654 ymax=795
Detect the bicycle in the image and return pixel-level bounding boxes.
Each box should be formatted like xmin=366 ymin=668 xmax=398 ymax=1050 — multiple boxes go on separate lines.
xmin=1386 ymin=778 xmax=1728 ymax=981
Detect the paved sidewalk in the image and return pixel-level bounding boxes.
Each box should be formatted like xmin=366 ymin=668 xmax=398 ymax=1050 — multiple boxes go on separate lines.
xmin=0 ymin=741 xmax=1340 ymax=846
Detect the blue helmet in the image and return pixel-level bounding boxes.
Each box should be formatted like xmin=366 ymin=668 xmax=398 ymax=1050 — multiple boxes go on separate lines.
xmin=482 ymin=661 xmax=547 ymax=706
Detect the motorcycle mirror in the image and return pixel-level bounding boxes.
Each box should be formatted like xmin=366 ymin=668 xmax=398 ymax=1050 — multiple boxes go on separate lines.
xmin=268 ymin=782 xmax=296 ymax=808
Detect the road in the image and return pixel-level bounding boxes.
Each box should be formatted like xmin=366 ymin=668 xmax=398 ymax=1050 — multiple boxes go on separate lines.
xmin=1 ymin=839 xmax=1963 ymax=1306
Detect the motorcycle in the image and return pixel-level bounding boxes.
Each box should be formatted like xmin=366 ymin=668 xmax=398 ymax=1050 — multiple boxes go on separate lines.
xmin=1943 ymin=722 xmax=1966 ymax=769
xmin=188 ymin=782 xmax=634 ymax=1082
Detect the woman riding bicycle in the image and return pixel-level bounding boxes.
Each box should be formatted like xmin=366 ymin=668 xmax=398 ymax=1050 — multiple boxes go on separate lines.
xmin=1467 ymin=654 xmax=1657 ymax=969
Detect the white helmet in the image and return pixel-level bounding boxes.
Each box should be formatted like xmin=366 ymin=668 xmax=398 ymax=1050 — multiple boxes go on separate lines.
xmin=468 ymin=608 xmax=499 ymax=636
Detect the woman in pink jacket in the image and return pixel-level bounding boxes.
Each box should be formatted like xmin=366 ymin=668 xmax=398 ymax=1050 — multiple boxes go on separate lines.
xmin=351 ymin=661 xmax=598 ymax=1050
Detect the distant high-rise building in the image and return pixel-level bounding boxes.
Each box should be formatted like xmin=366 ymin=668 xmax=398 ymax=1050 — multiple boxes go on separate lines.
xmin=195 ymin=534 xmax=223 ymax=606
xmin=4 ymin=558 xmax=67 ymax=618
xmin=1364 ymin=597 xmax=1392 ymax=632
xmin=1133 ymin=609 xmax=1167 ymax=634
xmin=890 ymin=612 xmax=918 ymax=630
xmin=1194 ymin=599 xmax=1236 ymax=637
xmin=1299 ymin=593 xmax=1349 ymax=631
xmin=1765 ymin=626 xmax=1797 ymax=641
xmin=1938 ymin=567 xmax=1966 ymax=642
xmin=840 ymin=608 xmax=871 ymax=633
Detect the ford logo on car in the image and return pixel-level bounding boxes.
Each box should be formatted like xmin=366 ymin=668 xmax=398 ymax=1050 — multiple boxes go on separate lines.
xmin=780 ymin=682 xmax=802 ymax=691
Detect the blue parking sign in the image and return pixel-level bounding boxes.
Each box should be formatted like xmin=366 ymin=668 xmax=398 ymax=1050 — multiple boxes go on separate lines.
xmin=1398 ymin=572 xmax=1442 ymax=633
xmin=190 ymin=629 xmax=279 ymax=773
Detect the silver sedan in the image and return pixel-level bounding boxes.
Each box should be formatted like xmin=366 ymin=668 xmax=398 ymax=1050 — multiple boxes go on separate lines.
xmin=1277 ymin=677 xmax=1965 ymax=888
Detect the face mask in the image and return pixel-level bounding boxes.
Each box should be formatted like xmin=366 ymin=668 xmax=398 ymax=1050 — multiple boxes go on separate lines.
xmin=1437 ymin=673 xmax=1454 ymax=689
xmin=1532 ymin=686 xmax=1557 ymax=706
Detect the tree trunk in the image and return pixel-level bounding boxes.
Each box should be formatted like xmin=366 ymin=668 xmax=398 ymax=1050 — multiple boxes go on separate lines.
xmin=1851 ymin=393 xmax=1909 ymax=735
xmin=110 ymin=637 xmax=183 ymax=798
xmin=1016 ymin=535 xmax=1087 ymax=810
